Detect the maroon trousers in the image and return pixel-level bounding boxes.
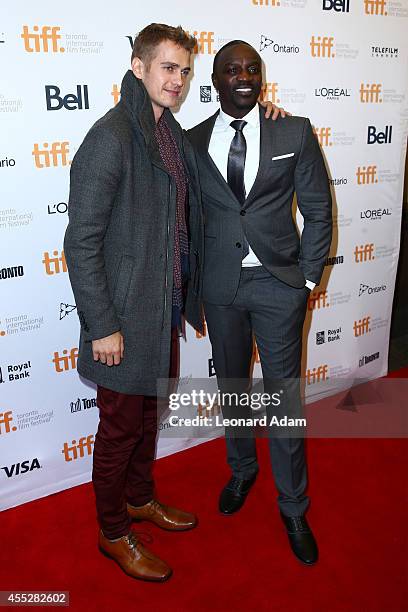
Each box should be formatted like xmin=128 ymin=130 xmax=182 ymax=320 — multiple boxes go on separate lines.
xmin=93 ymin=330 xmax=179 ymax=540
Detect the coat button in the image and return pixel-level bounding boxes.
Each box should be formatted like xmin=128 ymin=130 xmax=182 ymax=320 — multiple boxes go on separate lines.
xmin=236 ymin=242 xmax=242 ymax=248
xmin=240 ymin=210 xmax=246 ymax=216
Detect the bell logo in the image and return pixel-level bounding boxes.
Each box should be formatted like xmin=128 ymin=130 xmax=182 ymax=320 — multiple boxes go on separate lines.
xmin=252 ymin=0 xmax=280 ymax=6
xmin=306 ymin=365 xmax=328 ymax=384
xmin=367 ymin=125 xmax=392 ymax=144
xmin=111 ymin=84 xmax=121 ymax=106
xmin=42 ymin=250 xmax=67 ymax=275
xmin=356 ymin=166 xmax=378 ymax=185
xmin=260 ymin=83 xmax=280 ymax=104
xmin=353 ymin=317 xmax=371 ymax=337
xmin=310 ymin=36 xmax=335 ymax=58
xmin=313 ymin=127 xmax=332 ymax=147
xmin=364 ymin=0 xmax=387 ymax=15
xmin=52 ymin=348 xmax=78 ymax=373
xmin=45 ymin=85 xmax=89 ymax=111
xmin=360 ymin=83 xmax=382 ymax=103
xmin=354 ymin=244 xmax=375 ymax=262
xmin=0 ymin=411 xmax=17 ymax=435
xmin=323 ymin=0 xmax=350 ymax=11
xmin=186 ymin=31 xmax=214 ymax=54
xmin=32 ymin=142 xmax=70 ymax=168
xmin=21 ymin=26 xmax=64 ymax=53
xmin=62 ymin=435 xmax=95 ymax=462
xmin=1 ymin=458 xmax=41 ymax=478
xmin=308 ymin=290 xmax=329 ymax=311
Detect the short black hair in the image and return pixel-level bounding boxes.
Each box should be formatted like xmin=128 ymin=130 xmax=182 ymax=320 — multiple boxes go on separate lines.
xmin=212 ymin=40 xmax=260 ymax=74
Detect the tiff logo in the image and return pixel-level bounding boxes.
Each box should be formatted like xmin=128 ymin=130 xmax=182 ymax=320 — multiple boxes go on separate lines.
xmin=306 ymin=365 xmax=328 ymax=384
xmin=111 ymin=84 xmax=120 ymax=106
xmin=252 ymin=0 xmax=280 ymax=5
xmin=21 ymin=26 xmax=64 ymax=53
xmin=360 ymin=83 xmax=382 ymax=103
xmin=42 ymin=250 xmax=67 ymax=275
xmin=45 ymin=85 xmax=89 ymax=111
xmin=52 ymin=348 xmax=78 ymax=373
xmin=356 ymin=166 xmax=378 ymax=185
xmin=259 ymin=82 xmax=280 ymax=104
xmin=186 ymin=31 xmax=214 ymax=54
xmin=32 ymin=142 xmax=70 ymax=168
xmin=62 ymin=435 xmax=94 ymax=461
xmin=353 ymin=317 xmax=371 ymax=337
xmin=0 ymin=411 xmax=17 ymax=434
xmin=323 ymin=0 xmax=350 ymax=10
xmin=308 ymin=290 xmax=329 ymax=311
xmin=313 ymin=127 xmax=332 ymax=147
xmin=354 ymin=244 xmax=375 ymax=262
xmin=364 ymin=0 xmax=387 ymax=15
xmin=310 ymin=36 xmax=335 ymax=58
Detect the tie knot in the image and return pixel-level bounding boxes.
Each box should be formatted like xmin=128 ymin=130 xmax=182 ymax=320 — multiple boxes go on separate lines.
xmin=230 ymin=120 xmax=247 ymax=132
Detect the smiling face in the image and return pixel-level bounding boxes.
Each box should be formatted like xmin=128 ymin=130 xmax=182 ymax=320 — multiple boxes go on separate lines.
xmin=212 ymin=43 xmax=263 ymax=118
xmin=132 ymin=40 xmax=191 ymax=122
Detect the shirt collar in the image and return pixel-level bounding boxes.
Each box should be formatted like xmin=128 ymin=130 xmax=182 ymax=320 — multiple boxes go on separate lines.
xmin=218 ymin=104 xmax=260 ymax=130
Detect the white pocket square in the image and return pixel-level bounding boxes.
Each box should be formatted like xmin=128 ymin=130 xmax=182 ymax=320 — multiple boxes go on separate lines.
xmin=272 ymin=153 xmax=295 ymax=160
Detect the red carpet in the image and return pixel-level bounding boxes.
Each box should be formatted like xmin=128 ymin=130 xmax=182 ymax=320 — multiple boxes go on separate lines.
xmin=1 ymin=374 xmax=407 ymax=611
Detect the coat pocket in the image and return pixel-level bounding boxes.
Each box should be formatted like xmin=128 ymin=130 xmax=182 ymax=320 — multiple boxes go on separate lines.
xmin=113 ymin=255 xmax=134 ymax=316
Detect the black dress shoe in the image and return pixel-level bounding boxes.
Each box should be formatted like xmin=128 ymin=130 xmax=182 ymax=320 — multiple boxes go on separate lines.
xmin=219 ymin=474 xmax=257 ymax=514
xmin=280 ymin=512 xmax=318 ymax=565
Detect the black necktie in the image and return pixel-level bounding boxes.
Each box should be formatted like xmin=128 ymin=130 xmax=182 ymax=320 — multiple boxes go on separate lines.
xmin=227 ymin=120 xmax=249 ymax=258
xmin=227 ymin=120 xmax=247 ymax=205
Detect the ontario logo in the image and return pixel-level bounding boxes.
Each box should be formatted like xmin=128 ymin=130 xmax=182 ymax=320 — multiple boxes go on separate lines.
xmin=259 ymin=35 xmax=300 ymax=54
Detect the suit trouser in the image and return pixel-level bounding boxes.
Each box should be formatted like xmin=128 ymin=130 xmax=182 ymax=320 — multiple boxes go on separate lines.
xmin=204 ymin=266 xmax=309 ymax=517
xmin=92 ymin=328 xmax=179 ymax=540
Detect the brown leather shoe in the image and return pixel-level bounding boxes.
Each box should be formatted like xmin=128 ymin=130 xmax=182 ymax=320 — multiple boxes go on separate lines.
xmin=98 ymin=531 xmax=172 ymax=582
xmin=127 ymin=499 xmax=197 ymax=531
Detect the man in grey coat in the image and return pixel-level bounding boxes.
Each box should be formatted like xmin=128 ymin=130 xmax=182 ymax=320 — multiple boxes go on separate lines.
xmin=64 ymin=24 xmax=204 ymax=582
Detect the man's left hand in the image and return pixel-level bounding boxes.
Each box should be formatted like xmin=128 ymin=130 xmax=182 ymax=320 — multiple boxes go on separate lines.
xmin=259 ymin=100 xmax=291 ymax=120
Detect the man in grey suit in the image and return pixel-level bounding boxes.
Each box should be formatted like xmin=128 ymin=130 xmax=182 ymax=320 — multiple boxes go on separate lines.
xmin=64 ymin=24 xmax=204 ymax=582
xmin=187 ymin=41 xmax=332 ymax=565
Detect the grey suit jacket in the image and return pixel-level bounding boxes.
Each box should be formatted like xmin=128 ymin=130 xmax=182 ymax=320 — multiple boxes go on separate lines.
xmin=187 ymin=106 xmax=332 ymax=305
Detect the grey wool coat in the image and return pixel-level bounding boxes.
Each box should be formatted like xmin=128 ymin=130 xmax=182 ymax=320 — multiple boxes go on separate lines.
xmin=64 ymin=70 xmax=204 ymax=395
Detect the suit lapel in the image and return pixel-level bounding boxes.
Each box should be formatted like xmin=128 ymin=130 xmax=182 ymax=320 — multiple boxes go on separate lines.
xmin=245 ymin=105 xmax=275 ymax=206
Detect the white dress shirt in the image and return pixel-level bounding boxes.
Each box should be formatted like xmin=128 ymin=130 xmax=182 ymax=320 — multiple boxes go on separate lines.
xmin=208 ymin=105 xmax=315 ymax=289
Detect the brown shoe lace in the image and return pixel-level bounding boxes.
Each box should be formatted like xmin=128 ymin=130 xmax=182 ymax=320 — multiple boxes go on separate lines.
xmin=148 ymin=500 xmax=164 ymax=515
xmin=124 ymin=530 xmax=153 ymax=551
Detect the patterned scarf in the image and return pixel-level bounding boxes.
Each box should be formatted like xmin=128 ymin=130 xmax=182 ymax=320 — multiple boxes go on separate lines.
xmin=154 ymin=115 xmax=189 ymax=329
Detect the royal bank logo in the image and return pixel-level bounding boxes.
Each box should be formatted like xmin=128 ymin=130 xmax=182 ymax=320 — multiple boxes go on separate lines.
xmin=367 ymin=125 xmax=392 ymax=144
xmin=52 ymin=348 xmax=78 ymax=373
xmin=314 ymin=87 xmax=351 ymax=101
xmin=62 ymin=435 xmax=94 ymax=461
xmin=45 ymin=85 xmax=89 ymax=111
xmin=59 ymin=303 xmax=76 ymax=320
xmin=354 ymin=244 xmax=375 ymax=262
xmin=306 ymin=365 xmax=328 ymax=384
xmin=21 ymin=26 xmax=64 ymax=53
xmin=42 ymin=250 xmax=67 ymax=275
xmin=364 ymin=0 xmax=387 ymax=15
xmin=358 ymin=282 xmax=386 ymax=296
xmin=0 ymin=265 xmax=24 ymax=281
xmin=359 ymin=351 xmax=380 ymax=367
xmin=260 ymin=82 xmax=280 ymax=103
xmin=1 ymin=458 xmax=41 ymax=478
xmin=360 ymin=208 xmax=391 ymax=221
xmin=0 ymin=411 xmax=17 ymax=435
xmin=322 ymin=0 xmax=350 ymax=10
xmin=356 ymin=166 xmax=378 ymax=184
xmin=32 ymin=142 xmax=70 ymax=168
xmin=310 ymin=36 xmax=335 ymax=58
xmin=308 ymin=290 xmax=329 ymax=311
xmin=353 ymin=316 xmax=371 ymax=337
xmin=360 ymin=83 xmax=382 ymax=103
xmin=200 ymin=86 xmax=219 ymax=103
xmin=260 ymin=35 xmax=300 ymax=54
xmin=371 ymin=45 xmax=398 ymax=58
xmin=3 ymin=361 xmax=32 ymax=382
xmin=0 ymin=156 xmax=16 ymax=168
xmin=316 ymin=328 xmax=342 ymax=345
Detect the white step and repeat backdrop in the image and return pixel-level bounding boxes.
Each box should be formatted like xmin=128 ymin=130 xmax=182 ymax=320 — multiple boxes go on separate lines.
xmin=1 ymin=0 xmax=407 ymax=511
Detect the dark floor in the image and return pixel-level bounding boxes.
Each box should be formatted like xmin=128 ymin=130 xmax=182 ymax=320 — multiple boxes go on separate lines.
xmin=389 ymin=208 xmax=408 ymax=372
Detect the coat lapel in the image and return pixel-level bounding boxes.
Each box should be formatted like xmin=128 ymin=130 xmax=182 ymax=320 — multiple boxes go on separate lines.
xmin=244 ymin=105 xmax=275 ymax=206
